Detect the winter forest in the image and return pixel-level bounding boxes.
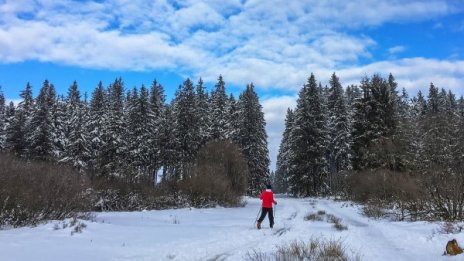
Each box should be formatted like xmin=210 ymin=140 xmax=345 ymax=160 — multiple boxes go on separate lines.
xmin=275 ymin=73 xmax=464 ymax=221
xmin=1 ymin=72 xmax=464 ymax=227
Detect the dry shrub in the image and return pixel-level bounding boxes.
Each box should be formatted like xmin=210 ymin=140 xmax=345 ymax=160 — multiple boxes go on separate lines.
xmin=438 ymin=222 xmax=464 ymax=234
xmin=305 ymin=213 xmax=324 ymax=221
xmin=334 ymin=222 xmax=348 ymax=231
xmin=345 ymin=169 xmax=424 ymax=220
xmin=362 ymin=203 xmax=385 ymax=219
xmin=0 ymin=153 xmax=91 ymax=227
xmin=91 ymin=178 xmax=189 ymax=211
xmin=246 ymin=237 xmax=361 ymax=261
xmin=180 ymin=140 xmax=248 ymax=207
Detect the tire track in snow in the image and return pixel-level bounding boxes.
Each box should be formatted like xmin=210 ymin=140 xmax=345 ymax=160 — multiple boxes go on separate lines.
xmin=316 ymin=199 xmax=415 ymax=261
xmin=203 ymin=197 xmax=303 ymax=259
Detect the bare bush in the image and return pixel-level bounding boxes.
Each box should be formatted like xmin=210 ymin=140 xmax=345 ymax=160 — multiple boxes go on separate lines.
xmin=334 ymin=222 xmax=348 ymax=231
xmin=437 ymin=222 xmax=464 ymax=234
xmin=345 ymin=169 xmax=425 ymax=220
xmin=0 ymin=153 xmax=91 ymax=227
xmin=246 ymin=237 xmax=361 ymax=261
xmin=180 ymin=140 xmax=248 ymax=207
xmin=362 ymin=203 xmax=385 ymax=219
xmin=305 ymin=213 xmax=323 ymax=221
xmin=91 ymin=178 xmax=190 ymax=211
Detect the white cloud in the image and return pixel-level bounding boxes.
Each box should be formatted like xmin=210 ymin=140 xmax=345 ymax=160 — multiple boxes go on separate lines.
xmin=1 ymin=0 xmax=463 ymax=170
xmin=388 ymin=45 xmax=406 ymax=55
xmin=262 ymin=96 xmax=297 ymax=171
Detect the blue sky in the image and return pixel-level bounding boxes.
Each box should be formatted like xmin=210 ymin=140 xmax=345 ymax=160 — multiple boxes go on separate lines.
xmin=0 ymin=0 xmax=463 ymax=170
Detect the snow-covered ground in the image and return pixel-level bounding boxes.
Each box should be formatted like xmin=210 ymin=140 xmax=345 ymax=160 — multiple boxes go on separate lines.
xmin=1 ymin=197 xmax=462 ymax=260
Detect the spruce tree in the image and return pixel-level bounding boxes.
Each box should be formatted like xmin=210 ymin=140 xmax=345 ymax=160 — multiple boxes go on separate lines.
xmin=327 ymin=73 xmax=351 ymax=193
xmin=28 ymin=80 xmax=54 ymax=161
xmin=100 ymin=78 xmax=127 ymax=178
xmin=6 ymin=83 xmax=33 ymax=157
xmin=275 ymin=108 xmax=294 ymax=194
xmin=237 ymin=83 xmax=270 ymax=195
xmin=225 ymin=94 xmax=240 ymax=144
xmin=60 ymin=81 xmax=90 ymax=171
xmin=290 ymin=74 xmax=328 ymax=196
xmin=351 ymin=74 xmax=400 ymax=170
xmin=149 ymin=80 xmax=166 ymax=183
xmin=0 ymin=88 xmax=5 ymax=151
xmin=210 ymin=75 xmax=228 ymax=140
xmin=196 ymin=78 xmax=211 ymax=147
xmin=174 ymin=79 xmax=201 ymax=177
xmin=88 ymin=82 xmax=106 ymax=177
xmin=159 ymin=104 xmax=179 ymax=181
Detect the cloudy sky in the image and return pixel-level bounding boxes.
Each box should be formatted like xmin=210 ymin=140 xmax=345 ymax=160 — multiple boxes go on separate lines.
xmin=0 ymin=0 xmax=463 ymax=170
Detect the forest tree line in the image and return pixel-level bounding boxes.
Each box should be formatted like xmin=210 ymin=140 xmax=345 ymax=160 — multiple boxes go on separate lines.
xmin=274 ymin=73 xmax=464 ymax=220
xmin=0 ymin=76 xmax=270 ymax=196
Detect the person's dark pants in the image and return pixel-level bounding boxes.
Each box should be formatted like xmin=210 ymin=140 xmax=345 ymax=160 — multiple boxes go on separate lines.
xmin=257 ymin=207 xmax=274 ymax=227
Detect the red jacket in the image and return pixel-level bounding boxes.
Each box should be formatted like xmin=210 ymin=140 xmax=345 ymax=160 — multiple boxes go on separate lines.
xmin=260 ymin=189 xmax=277 ymax=208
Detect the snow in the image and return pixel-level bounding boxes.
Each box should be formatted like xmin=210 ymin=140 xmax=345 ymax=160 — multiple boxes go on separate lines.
xmin=1 ymin=197 xmax=463 ymax=260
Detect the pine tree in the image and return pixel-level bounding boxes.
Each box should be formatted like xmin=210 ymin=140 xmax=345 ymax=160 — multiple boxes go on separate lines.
xmin=410 ymin=90 xmax=427 ymax=120
xmin=236 ymin=83 xmax=270 ymax=195
xmin=6 ymin=83 xmax=34 ymax=157
xmin=326 ymin=73 xmax=351 ymax=193
xmin=275 ymin=108 xmax=294 ymax=194
xmin=60 ymin=81 xmax=90 ymax=171
xmin=288 ymin=74 xmax=328 ymax=196
xmin=88 ymin=81 xmax=107 ymax=177
xmin=225 ymin=94 xmax=240 ymax=144
xmin=210 ymin=75 xmax=228 ymax=140
xmin=0 ymin=88 xmax=5 ymax=149
xmin=427 ymin=83 xmax=439 ymax=114
xmin=0 ymin=87 xmax=5 ymax=151
xmin=351 ymin=74 xmax=399 ymax=170
xmin=28 ymin=80 xmax=54 ymax=161
xmin=458 ymin=96 xmax=464 ymax=117
xmin=159 ymin=104 xmax=179 ymax=181
xmin=100 ymin=78 xmax=127 ymax=178
xmin=4 ymin=102 xmax=15 ymax=151
xmin=171 ymin=79 xmax=201 ymax=180
xmin=196 ymin=78 xmax=211 ymax=147
xmin=125 ymin=85 xmax=155 ymax=182
xmin=149 ymin=80 xmax=166 ymax=184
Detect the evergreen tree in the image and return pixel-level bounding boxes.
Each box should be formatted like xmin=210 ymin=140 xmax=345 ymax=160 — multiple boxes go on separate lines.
xmin=410 ymin=90 xmax=427 ymax=120
xmin=225 ymin=94 xmax=240 ymax=144
xmin=275 ymin=108 xmax=294 ymax=194
xmin=100 ymin=78 xmax=127 ymax=178
xmin=288 ymin=74 xmax=328 ymax=196
xmin=0 ymin=87 xmax=5 ymax=151
xmin=427 ymin=83 xmax=440 ymax=114
xmin=88 ymin=81 xmax=107 ymax=177
xmin=210 ymin=75 xmax=228 ymax=140
xmin=351 ymin=74 xmax=399 ymax=170
xmin=60 ymin=81 xmax=90 ymax=171
xmin=196 ymin=78 xmax=211 ymax=147
xmin=237 ymin=83 xmax=270 ymax=195
xmin=159 ymin=104 xmax=179 ymax=181
xmin=458 ymin=96 xmax=464 ymax=117
xmin=6 ymin=83 xmax=33 ymax=157
xmin=149 ymin=80 xmax=166 ymax=184
xmin=326 ymin=73 xmax=351 ymax=193
xmin=345 ymin=85 xmax=362 ymax=107
xmin=28 ymin=80 xmax=54 ymax=161
xmin=177 ymin=79 xmax=201 ymax=164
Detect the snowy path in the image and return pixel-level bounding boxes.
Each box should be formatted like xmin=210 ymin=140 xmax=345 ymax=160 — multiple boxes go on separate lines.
xmin=0 ymin=197 xmax=463 ymax=260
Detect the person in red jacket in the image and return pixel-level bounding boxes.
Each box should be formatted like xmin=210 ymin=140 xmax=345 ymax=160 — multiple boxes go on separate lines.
xmin=256 ymin=184 xmax=277 ymax=229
